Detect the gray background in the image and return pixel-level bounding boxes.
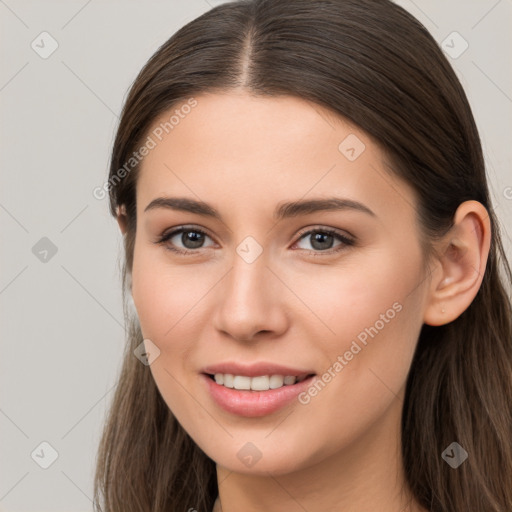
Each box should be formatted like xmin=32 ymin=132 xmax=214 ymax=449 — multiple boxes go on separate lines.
xmin=1 ymin=1 xmax=510 ymax=511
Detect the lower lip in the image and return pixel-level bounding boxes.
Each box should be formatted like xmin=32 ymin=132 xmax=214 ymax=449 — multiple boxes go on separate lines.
xmin=201 ymin=373 xmax=316 ymax=417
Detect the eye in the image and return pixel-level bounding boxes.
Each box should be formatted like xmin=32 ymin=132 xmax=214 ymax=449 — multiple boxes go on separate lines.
xmin=154 ymin=225 xmax=355 ymax=257
xmin=154 ymin=226 xmax=215 ymax=255
xmin=292 ymin=227 xmax=354 ymax=256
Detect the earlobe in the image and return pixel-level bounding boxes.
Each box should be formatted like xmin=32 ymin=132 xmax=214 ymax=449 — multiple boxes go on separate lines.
xmin=423 ymin=200 xmax=491 ymax=326
xmin=116 ymin=204 xmax=128 ymax=235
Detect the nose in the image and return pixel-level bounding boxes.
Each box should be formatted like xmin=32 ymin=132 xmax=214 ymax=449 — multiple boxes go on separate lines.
xmin=212 ymin=248 xmax=289 ymax=343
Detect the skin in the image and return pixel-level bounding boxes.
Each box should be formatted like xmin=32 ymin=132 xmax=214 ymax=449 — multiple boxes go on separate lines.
xmin=117 ymin=91 xmax=491 ymax=512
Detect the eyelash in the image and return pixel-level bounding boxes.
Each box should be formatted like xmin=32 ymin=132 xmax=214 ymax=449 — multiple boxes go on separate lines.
xmin=154 ymin=225 xmax=355 ymax=257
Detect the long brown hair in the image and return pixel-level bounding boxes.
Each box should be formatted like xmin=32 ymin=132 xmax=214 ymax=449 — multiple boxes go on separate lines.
xmin=94 ymin=1 xmax=512 ymax=510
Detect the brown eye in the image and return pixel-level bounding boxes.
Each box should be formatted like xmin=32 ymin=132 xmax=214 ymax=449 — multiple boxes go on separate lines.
xmin=294 ymin=228 xmax=354 ymax=255
xmin=156 ymin=227 xmax=215 ymax=255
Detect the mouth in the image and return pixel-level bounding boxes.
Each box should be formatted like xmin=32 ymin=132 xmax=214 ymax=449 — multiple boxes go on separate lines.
xmin=201 ymin=371 xmax=317 ymax=417
xmin=203 ymin=372 xmax=316 ymax=391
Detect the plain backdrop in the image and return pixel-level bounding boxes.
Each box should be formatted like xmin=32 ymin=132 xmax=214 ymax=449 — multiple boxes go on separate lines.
xmin=1 ymin=1 xmax=511 ymax=511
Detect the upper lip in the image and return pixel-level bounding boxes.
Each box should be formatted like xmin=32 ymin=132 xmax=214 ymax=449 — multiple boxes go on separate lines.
xmin=201 ymin=362 xmax=315 ymax=379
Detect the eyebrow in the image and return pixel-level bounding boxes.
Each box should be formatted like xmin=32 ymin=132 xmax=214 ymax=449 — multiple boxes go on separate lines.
xmin=144 ymin=196 xmax=376 ymax=220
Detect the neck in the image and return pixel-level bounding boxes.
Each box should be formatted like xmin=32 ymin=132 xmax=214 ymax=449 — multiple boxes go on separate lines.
xmin=213 ymin=394 xmax=428 ymax=512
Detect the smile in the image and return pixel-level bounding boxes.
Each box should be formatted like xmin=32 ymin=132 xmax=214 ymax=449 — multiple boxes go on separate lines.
xmin=209 ymin=373 xmax=311 ymax=391
xmin=201 ymin=373 xmax=317 ymax=417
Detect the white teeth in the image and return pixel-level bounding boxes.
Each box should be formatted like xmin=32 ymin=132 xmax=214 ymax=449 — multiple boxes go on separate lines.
xmin=251 ymin=375 xmax=269 ymax=391
xmin=269 ymin=375 xmax=284 ymax=389
xmin=233 ymin=375 xmax=251 ymax=390
xmin=223 ymin=374 xmax=234 ymax=388
xmin=212 ymin=373 xmax=304 ymax=391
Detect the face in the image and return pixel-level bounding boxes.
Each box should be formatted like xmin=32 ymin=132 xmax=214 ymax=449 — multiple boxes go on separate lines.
xmin=130 ymin=91 xmax=431 ymax=475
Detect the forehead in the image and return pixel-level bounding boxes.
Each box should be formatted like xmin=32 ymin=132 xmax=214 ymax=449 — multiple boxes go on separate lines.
xmin=135 ymin=91 xmax=416 ymax=223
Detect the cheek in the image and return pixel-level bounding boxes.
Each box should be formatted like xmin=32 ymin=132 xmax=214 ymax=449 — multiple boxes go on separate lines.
xmin=310 ymin=248 xmax=423 ymax=341
xmin=283 ymin=254 xmax=426 ymax=457
xmin=131 ymin=243 xmax=216 ymax=361
xmin=306 ymin=243 xmax=426 ymax=393
xmin=130 ymin=246 xmax=206 ymax=413
xmin=131 ymin=239 xmax=186 ymax=336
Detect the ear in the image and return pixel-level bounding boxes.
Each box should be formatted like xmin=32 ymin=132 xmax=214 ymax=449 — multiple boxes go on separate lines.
xmin=116 ymin=204 xmax=128 ymax=235
xmin=423 ymin=200 xmax=491 ymax=326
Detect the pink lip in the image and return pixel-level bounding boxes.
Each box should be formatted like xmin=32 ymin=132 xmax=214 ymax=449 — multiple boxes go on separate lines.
xmin=201 ymin=373 xmax=317 ymax=417
xmin=201 ymin=361 xmax=314 ymax=379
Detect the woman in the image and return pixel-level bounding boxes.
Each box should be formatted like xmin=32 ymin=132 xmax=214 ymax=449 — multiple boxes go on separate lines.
xmin=94 ymin=0 xmax=512 ymax=511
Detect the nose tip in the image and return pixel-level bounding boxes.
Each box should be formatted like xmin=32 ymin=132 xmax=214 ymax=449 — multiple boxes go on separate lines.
xmin=232 ymin=331 xmax=272 ymax=343
xmin=212 ymin=254 xmax=288 ymax=342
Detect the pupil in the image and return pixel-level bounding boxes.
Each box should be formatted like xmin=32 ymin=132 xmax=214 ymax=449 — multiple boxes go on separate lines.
xmin=311 ymin=232 xmax=333 ymax=250
xmin=183 ymin=231 xmax=204 ymax=249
